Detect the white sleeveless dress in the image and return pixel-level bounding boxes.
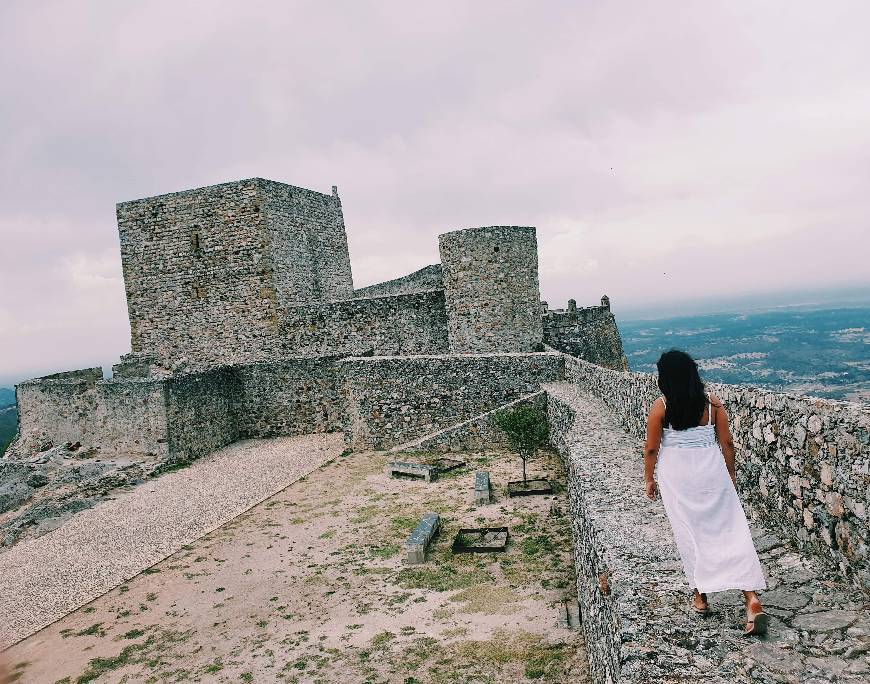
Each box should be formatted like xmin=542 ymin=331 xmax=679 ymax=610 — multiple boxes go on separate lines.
xmin=655 ymin=392 xmax=767 ymax=593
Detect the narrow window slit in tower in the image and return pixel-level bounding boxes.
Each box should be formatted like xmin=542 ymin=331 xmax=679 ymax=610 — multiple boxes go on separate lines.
xmin=191 ymin=232 xmax=201 ymax=251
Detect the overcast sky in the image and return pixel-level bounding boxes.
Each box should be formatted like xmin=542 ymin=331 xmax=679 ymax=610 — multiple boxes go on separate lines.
xmin=1 ymin=1 xmax=869 ymax=384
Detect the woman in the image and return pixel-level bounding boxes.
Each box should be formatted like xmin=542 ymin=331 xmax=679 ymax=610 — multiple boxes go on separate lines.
xmin=643 ymin=349 xmax=768 ymax=635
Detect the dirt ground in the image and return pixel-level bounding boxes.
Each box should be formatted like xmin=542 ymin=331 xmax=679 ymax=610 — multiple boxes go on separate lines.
xmin=5 ymin=446 xmax=589 ymax=683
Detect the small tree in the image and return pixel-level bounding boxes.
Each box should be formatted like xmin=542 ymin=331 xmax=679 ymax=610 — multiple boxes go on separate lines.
xmin=494 ymin=404 xmax=549 ymax=483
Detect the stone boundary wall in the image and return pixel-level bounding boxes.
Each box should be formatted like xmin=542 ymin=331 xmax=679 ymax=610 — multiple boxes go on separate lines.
xmin=353 ymin=264 xmax=443 ymax=298
xmin=12 ymin=358 xmax=346 ymax=464
xmin=391 ymin=391 xmax=547 ymax=454
xmin=542 ymin=303 xmax=629 ymax=371
xmin=339 ymin=352 xmax=565 ymax=450
xmin=14 ymin=369 xmax=169 ymax=459
xmin=233 ymin=357 xmax=343 ymax=438
xmin=164 ymin=369 xmax=240 ymax=464
xmin=279 ymin=290 xmax=448 ymax=357
xmin=562 ymin=353 xmax=870 ymax=589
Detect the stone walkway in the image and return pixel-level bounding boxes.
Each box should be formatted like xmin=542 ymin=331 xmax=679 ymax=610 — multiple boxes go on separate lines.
xmin=553 ymin=384 xmax=870 ymax=683
xmin=0 ymin=433 xmax=343 ymax=648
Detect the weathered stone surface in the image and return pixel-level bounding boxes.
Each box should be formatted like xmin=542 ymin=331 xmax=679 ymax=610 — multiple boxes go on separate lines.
xmin=474 ymin=471 xmax=491 ymax=505
xmin=792 ymin=610 xmax=859 ymax=632
xmin=546 ymin=383 xmax=870 ymax=684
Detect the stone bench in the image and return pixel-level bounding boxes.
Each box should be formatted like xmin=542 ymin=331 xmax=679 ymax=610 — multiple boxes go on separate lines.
xmin=405 ymin=512 xmax=440 ymax=564
xmin=474 ymin=471 xmax=491 ymax=505
xmin=385 ymin=461 xmax=438 ymax=482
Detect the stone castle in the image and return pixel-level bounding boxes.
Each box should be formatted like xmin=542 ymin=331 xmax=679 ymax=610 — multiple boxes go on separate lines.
xmin=12 ymin=177 xmax=627 ymax=461
xmin=5 ymin=177 xmax=869 ymax=683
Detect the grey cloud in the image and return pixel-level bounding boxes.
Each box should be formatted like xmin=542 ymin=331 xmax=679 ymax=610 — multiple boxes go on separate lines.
xmin=2 ymin=1 xmax=869 ymax=384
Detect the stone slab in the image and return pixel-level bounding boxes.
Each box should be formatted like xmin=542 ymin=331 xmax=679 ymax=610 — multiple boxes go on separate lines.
xmin=385 ymin=461 xmax=438 ymax=482
xmin=405 ymin=512 xmax=440 ymax=564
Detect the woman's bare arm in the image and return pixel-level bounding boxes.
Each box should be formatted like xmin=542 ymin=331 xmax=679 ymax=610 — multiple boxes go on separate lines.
xmin=710 ymin=392 xmax=737 ymax=485
xmin=643 ymin=397 xmax=665 ymax=499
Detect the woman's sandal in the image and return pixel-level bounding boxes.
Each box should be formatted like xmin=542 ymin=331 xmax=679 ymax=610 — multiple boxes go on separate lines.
xmin=691 ymin=591 xmax=711 ymax=616
xmin=743 ymin=601 xmax=768 ymax=635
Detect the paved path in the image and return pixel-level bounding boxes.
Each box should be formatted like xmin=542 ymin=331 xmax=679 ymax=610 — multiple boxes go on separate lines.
xmin=551 ymin=384 xmax=870 ymax=683
xmin=0 ymin=433 xmax=343 ymax=648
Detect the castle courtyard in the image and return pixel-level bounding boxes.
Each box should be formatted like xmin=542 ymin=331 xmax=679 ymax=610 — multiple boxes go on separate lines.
xmin=3 ymin=442 xmax=590 ymax=683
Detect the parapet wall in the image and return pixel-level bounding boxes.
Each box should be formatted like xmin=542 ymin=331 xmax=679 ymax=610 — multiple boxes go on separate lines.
xmin=234 ymin=357 xmax=343 ymax=438
xmin=353 ymin=264 xmax=443 ymax=298
xmin=563 ymin=354 xmax=870 ymax=589
xmin=542 ymin=301 xmax=629 ymax=371
xmin=280 ymin=290 xmax=448 ymax=357
xmin=15 ymin=369 xmax=169 ymax=459
xmin=339 ymin=352 xmax=565 ymax=450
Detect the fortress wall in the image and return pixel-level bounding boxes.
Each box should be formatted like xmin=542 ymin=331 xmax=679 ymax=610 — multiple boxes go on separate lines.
xmin=117 ymin=180 xmax=280 ymax=369
xmin=164 ymin=369 xmax=240 ymax=463
xmin=353 ymin=264 xmax=443 ymax=298
xmin=14 ymin=370 xmax=168 ymax=458
xmin=439 ymin=226 xmax=543 ymax=353
xmin=562 ymin=354 xmax=870 ymax=589
xmin=234 ymin=358 xmax=343 ymax=438
xmin=259 ymin=180 xmax=354 ymax=304
xmin=542 ymin=303 xmax=630 ymax=371
xmin=392 ymin=390 xmax=548 ymax=454
xmin=338 ymin=352 xmax=564 ymax=450
xmin=280 ymin=290 xmax=449 ymax=357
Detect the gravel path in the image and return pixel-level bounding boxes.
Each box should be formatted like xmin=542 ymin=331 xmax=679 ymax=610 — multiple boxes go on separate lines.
xmin=0 ymin=433 xmax=343 ymax=648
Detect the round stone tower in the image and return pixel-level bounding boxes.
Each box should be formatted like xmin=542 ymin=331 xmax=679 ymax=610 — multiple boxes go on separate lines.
xmin=438 ymin=226 xmax=543 ymax=353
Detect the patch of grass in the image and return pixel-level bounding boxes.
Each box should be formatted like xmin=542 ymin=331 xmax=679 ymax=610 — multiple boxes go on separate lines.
xmin=396 ymin=563 xmax=492 ymax=592
xmin=449 ymin=585 xmax=523 ymax=615
xmin=448 ymin=629 xmax=568 ymax=681
xmin=203 ymin=658 xmax=223 ymax=674
xmin=369 ymin=542 xmax=400 ymax=558
xmin=370 ymin=631 xmax=395 ymax=649
xmin=122 ymin=628 xmax=145 ymax=640
xmin=76 ymin=623 xmax=106 ymax=638
xmin=239 ymin=673 xmax=253 ymax=682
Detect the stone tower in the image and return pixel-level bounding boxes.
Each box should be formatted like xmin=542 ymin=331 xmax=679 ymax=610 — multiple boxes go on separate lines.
xmin=117 ymin=178 xmax=354 ymax=368
xmin=438 ymin=226 xmax=543 ymax=353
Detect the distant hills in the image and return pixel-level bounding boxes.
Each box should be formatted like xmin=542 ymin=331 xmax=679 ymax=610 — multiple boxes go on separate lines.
xmin=0 ymin=387 xmax=17 ymax=455
xmin=618 ymin=304 xmax=870 ymax=402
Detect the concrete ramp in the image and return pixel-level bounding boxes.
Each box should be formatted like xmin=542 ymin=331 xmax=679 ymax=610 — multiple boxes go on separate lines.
xmin=0 ymin=433 xmax=343 ymax=648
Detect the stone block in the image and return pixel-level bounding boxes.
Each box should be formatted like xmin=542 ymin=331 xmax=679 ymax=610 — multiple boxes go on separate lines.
xmin=404 ymin=512 xmax=440 ymax=564
xmin=385 ymin=461 xmax=438 ymax=482
xmin=474 ymin=471 xmax=491 ymax=505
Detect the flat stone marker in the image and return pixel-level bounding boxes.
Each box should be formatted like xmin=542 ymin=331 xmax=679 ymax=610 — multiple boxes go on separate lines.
xmin=385 ymin=461 xmax=438 ymax=482
xmin=474 ymin=471 xmax=491 ymax=505
xmin=405 ymin=512 xmax=440 ymax=564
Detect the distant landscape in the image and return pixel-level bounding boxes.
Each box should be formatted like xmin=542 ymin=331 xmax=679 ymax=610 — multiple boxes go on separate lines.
xmin=0 ymin=387 xmax=16 ymax=455
xmin=618 ymin=304 xmax=870 ymax=402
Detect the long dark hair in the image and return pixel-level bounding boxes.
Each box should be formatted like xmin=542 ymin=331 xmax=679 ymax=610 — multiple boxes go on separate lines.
xmin=656 ymin=349 xmax=707 ymax=430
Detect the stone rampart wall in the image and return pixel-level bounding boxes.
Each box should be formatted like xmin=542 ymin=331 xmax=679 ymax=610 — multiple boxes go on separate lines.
xmin=164 ymin=369 xmax=240 ymax=464
xmin=14 ymin=369 xmax=169 ymax=459
xmin=563 ymin=354 xmax=870 ymax=589
xmin=234 ymin=358 xmax=343 ymax=438
xmin=543 ymin=304 xmax=629 ymax=371
xmin=339 ymin=352 xmax=564 ymax=450
xmin=353 ymin=264 xmax=443 ymax=298
xmin=279 ymin=290 xmax=448 ymax=357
